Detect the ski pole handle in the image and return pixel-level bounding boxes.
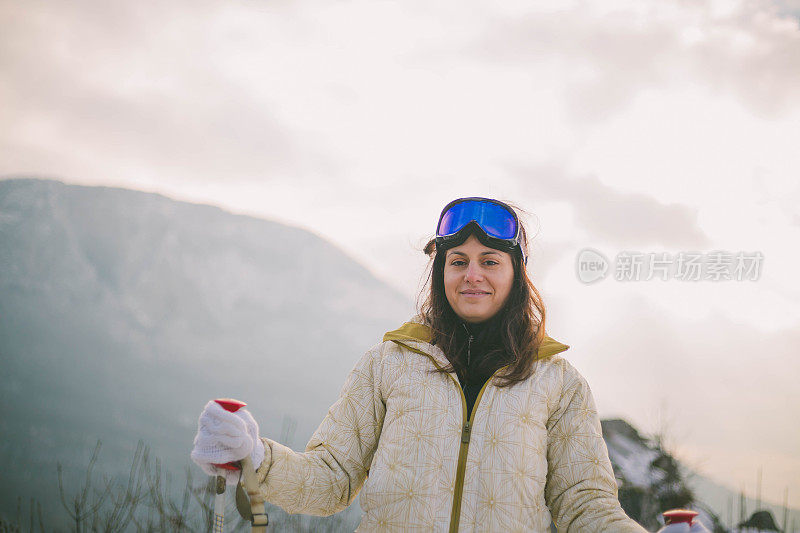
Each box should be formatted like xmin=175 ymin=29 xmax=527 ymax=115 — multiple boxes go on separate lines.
xmin=212 ymin=398 xmax=248 ymax=470
xmin=211 ymin=398 xmax=246 ymax=533
xmin=212 ymin=398 xmax=268 ymax=533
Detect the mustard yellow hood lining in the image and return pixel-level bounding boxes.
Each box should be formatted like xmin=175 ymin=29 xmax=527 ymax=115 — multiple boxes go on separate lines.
xmin=383 ymin=321 xmax=570 ymax=359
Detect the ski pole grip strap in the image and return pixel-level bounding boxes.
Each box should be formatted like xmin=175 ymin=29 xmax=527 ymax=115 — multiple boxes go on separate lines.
xmin=251 ymin=512 xmax=269 ymax=527
xmin=240 ymin=455 xmax=268 ymax=532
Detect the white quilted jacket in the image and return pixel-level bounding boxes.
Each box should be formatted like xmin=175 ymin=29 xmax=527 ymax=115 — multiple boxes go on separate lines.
xmin=255 ymin=321 xmax=646 ymax=532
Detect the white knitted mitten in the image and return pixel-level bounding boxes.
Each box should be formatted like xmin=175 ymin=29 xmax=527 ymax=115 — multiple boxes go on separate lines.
xmin=191 ymin=400 xmax=265 ymax=484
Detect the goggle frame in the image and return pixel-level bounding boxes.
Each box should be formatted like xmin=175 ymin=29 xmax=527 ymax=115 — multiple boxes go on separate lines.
xmin=435 ymin=197 xmax=527 ymax=263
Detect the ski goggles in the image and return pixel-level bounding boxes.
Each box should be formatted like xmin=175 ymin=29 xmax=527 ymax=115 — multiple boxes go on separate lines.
xmin=435 ymin=197 xmax=527 ymax=261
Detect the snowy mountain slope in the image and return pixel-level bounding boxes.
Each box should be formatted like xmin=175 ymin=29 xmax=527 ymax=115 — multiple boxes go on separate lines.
xmin=602 ymin=419 xmax=800 ymax=532
xmin=603 ymin=418 xmax=660 ymax=487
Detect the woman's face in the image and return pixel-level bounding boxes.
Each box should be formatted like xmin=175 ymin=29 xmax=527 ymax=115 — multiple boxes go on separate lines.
xmin=443 ymin=235 xmax=515 ymax=324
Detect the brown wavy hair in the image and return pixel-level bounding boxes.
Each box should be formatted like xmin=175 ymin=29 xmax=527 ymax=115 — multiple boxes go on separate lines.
xmin=418 ymin=219 xmax=547 ymax=388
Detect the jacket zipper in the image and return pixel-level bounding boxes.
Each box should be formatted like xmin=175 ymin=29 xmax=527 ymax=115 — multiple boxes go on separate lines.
xmin=391 ymin=340 xmax=506 ymax=533
xmin=446 ymin=365 xmax=507 ymax=533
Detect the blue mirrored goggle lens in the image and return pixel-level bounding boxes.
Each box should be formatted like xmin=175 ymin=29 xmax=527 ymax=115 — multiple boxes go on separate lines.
xmin=437 ymin=200 xmax=517 ymax=240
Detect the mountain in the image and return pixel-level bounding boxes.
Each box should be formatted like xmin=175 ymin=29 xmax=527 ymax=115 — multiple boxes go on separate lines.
xmin=602 ymin=419 xmax=800 ymax=532
xmin=0 ymin=177 xmax=412 ymax=528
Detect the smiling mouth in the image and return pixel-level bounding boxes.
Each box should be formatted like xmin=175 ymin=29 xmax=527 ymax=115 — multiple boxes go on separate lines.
xmin=461 ymin=290 xmax=490 ymax=295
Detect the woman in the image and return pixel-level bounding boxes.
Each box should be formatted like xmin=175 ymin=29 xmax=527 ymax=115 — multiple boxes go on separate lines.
xmin=192 ymin=197 xmax=646 ymax=532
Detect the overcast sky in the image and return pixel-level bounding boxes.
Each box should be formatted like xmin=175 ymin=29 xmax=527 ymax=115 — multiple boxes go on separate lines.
xmin=2 ymin=0 xmax=799 ymax=509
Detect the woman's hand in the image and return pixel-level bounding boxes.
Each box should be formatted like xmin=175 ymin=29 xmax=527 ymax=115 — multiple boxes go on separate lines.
xmin=190 ymin=400 xmax=266 ymax=484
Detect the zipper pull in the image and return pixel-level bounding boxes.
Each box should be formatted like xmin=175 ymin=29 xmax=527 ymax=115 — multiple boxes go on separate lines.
xmin=461 ymin=421 xmax=471 ymax=443
xmin=467 ymin=335 xmax=473 ymax=367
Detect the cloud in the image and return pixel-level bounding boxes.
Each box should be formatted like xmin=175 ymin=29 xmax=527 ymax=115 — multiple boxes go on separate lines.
xmin=465 ymin=1 xmax=800 ymax=121
xmin=508 ymin=162 xmax=711 ymax=249
xmin=775 ymin=0 xmax=800 ymax=18
xmin=564 ymin=291 xmax=800 ymax=501
xmin=0 ymin=0 xmax=336 ymax=185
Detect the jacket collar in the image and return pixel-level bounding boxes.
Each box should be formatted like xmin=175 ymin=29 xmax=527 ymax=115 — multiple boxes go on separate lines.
xmin=383 ymin=318 xmax=570 ymax=369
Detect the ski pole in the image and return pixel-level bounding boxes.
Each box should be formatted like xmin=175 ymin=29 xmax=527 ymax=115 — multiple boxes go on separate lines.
xmin=211 ymin=398 xmax=269 ymax=533
xmin=211 ymin=398 xmax=245 ymax=533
